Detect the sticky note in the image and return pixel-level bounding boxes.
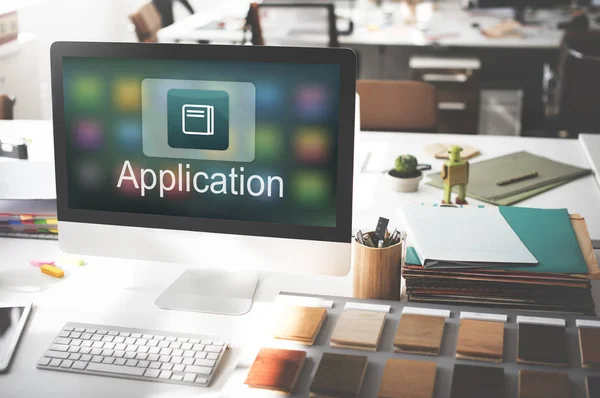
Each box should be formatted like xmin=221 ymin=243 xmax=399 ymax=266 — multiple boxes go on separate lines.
xmin=41 ymin=264 xmax=64 ymax=278
xmin=30 ymin=260 xmax=54 ymax=268
xmin=59 ymin=256 xmax=84 ymax=266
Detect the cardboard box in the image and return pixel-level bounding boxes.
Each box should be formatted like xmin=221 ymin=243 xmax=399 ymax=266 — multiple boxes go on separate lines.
xmin=0 ymin=11 xmax=18 ymax=45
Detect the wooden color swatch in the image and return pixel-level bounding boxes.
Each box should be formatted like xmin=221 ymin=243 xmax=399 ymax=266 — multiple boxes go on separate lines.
xmin=272 ymin=306 xmax=327 ymax=346
xmin=579 ymin=327 xmax=600 ymax=368
xmin=450 ymin=364 xmax=504 ymax=398
xmin=519 ymin=369 xmax=571 ymax=398
xmin=586 ymin=376 xmax=600 ymax=398
xmin=310 ymin=352 xmax=368 ymax=398
xmin=378 ymin=358 xmax=436 ymax=398
xmin=517 ymin=323 xmax=568 ymax=366
xmin=393 ymin=314 xmax=446 ymax=356
xmin=330 ymin=309 xmax=386 ymax=351
xmin=456 ymin=319 xmax=505 ymax=363
xmin=244 ymin=348 xmax=306 ymax=394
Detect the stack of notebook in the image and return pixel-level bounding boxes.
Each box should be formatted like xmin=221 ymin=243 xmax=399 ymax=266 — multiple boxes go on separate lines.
xmin=400 ymin=205 xmax=597 ymax=315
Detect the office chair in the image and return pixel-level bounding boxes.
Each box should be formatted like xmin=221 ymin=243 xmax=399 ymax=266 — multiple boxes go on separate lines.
xmin=0 ymin=95 xmax=16 ymax=120
xmin=357 ymin=80 xmax=438 ymax=132
xmin=130 ymin=2 xmax=163 ymax=43
xmin=546 ymin=31 xmax=600 ymax=137
xmin=245 ymin=2 xmax=339 ymax=47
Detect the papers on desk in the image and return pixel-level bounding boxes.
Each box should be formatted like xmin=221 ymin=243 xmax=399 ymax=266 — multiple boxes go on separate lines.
xmin=400 ymin=204 xmax=537 ymax=269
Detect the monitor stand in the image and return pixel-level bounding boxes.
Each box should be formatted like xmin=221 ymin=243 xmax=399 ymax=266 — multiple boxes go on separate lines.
xmin=154 ymin=268 xmax=259 ymax=315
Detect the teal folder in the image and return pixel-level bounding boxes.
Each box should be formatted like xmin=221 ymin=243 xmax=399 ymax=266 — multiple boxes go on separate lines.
xmin=405 ymin=207 xmax=588 ymax=274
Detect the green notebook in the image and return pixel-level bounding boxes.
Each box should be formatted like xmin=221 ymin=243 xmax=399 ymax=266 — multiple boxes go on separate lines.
xmin=427 ymin=151 xmax=591 ymax=206
xmin=405 ymin=207 xmax=588 ymax=274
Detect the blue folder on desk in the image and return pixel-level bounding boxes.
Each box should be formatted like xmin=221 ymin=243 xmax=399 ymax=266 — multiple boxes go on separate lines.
xmin=405 ymin=207 xmax=589 ymax=274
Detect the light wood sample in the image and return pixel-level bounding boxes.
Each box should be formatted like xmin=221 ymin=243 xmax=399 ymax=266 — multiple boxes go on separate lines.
xmin=244 ymin=348 xmax=306 ymax=394
xmin=310 ymin=352 xmax=368 ymax=398
xmin=579 ymin=327 xmax=600 ymax=368
xmin=456 ymin=319 xmax=505 ymax=363
xmin=378 ymin=358 xmax=436 ymax=398
xmin=272 ymin=306 xmax=327 ymax=346
xmin=330 ymin=309 xmax=386 ymax=351
xmin=394 ymin=314 xmax=446 ymax=355
xmin=519 ymin=369 xmax=571 ymax=398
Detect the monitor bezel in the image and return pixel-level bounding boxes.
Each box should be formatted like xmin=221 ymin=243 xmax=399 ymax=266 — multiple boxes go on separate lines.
xmin=50 ymin=41 xmax=356 ymax=243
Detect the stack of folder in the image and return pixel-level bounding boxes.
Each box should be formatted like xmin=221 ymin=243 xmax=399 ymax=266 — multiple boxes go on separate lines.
xmin=0 ymin=199 xmax=57 ymax=238
xmin=401 ymin=205 xmax=598 ymax=315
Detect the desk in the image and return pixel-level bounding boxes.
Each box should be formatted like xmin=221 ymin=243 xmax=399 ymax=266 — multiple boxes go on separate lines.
xmin=1 ymin=120 xmax=600 ymax=397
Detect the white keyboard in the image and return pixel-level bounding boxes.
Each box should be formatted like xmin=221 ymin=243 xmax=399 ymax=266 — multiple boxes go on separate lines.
xmin=37 ymin=322 xmax=228 ymax=387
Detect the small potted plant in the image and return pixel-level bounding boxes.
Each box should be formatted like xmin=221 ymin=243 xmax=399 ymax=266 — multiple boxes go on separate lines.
xmin=387 ymin=154 xmax=423 ymax=192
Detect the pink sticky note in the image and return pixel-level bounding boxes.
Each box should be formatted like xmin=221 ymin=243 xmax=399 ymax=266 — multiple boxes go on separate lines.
xmin=30 ymin=260 xmax=55 ymax=268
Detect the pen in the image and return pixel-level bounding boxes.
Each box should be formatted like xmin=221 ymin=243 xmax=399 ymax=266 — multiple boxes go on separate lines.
xmin=496 ymin=171 xmax=539 ymax=186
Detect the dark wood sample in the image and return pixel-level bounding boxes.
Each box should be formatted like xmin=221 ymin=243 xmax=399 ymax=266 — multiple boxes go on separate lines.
xmin=310 ymin=352 xmax=368 ymax=398
xmin=517 ymin=323 xmax=568 ymax=366
xmin=244 ymin=348 xmax=306 ymax=394
xmin=272 ymin=305 xmax=327 ymax=345
xmin=456 ymin=319 xmax=505 ymax=363
xmin=393 ymin=314 xmax=446 ymax=355
xmin=586 ymin=376 xmax=600 ymax=398
xmin=450 ymin=364 xmax=504 ymax=398
xmin=519 ymin=369 xmax=571 ymax=398
xmin=579 ymin=327 xmax=600 ymax=368
xmin=378 ymin=358 xmax=436 ymax=398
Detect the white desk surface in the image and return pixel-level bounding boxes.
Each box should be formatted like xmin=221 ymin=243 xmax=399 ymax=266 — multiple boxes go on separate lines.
xmin=158 ymin=4 xmax=570 ymax=49
xmin=1 ymin=120 xmax=600 ymax=397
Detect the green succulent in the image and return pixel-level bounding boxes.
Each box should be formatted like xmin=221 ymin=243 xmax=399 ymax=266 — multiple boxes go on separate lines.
xmin=394 ymin=154 xmax=418 ymax=177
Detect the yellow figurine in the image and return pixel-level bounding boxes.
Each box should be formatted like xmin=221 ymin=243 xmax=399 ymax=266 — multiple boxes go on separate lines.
xmin=441 ymin=145 xmax=469 ymax=205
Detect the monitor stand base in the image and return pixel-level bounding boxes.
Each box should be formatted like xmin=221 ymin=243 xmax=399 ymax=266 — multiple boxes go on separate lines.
xmin=154 ymin=268 xmax=259 ymax=315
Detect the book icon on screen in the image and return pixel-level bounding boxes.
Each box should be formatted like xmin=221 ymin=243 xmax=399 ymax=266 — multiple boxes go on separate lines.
xmin=182 ymin=104 xmax=214 ymax=135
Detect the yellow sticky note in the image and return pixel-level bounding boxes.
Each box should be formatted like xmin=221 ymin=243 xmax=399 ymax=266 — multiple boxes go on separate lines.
xmin=41 ymin=264 xmax=64 ymax=278
xmin=59 ymin=255 xmax=85 ymax=266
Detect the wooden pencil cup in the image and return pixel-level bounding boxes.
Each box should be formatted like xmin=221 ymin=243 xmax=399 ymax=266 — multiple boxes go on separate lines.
xmin=353 ymin=232 xmax=402 ymax=301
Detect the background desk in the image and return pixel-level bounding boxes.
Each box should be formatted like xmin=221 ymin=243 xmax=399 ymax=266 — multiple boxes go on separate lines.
xmin=1 ymin=120 xmax=600 ymax=397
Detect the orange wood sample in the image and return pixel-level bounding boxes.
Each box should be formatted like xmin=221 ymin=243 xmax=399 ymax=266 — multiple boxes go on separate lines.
xmin=579 ymin=327 xmax=600 ymax=368
xmin=378 ymin=358 xmax=437 ymax=398
xmin=393 ymin=314 xmax=446 ymax=356
xmin=456 ymin=319 xmax=505 ymax=363
xmin=519 ymin=369 xmax=571 ymax=398
xmin=272 ymin=306 xmax=327 ymax=346
xmin=244 ymin=348 xmax=306 ymax=394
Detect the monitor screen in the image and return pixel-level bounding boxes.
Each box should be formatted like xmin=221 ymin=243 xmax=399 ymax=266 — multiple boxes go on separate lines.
xmin=52 ymin=43 xmax=356 ymax=243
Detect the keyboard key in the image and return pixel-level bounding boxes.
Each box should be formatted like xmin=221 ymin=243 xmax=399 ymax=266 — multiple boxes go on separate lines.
xmin=154 ymin=335 xmax=165 ymax=341
xmin=184 ymin=373 xmax=196 ymax=383
xmin=70 ymin=339 xmax=82 ymax=347
xmin=185 ymin=365 xmax=212 ymax=375
xmin=172 ymin=349 xmax=184 ymax=357
xmin=195 ymin=352 xmax=207 ymax=359
xmin=68 ymin=347 xmax=80 ymax=353
xmin=136 ymin=353 xmax=148 ymax=360
xmin=125 ymin=359 xmax=138 ymax=367
xmin=115 ymin=344 xmax=126 ymax=351
xmin=104 ymin=343 xmax=115 ymax=350
xmin=87 ymin=362 xmax=145 ymax=377
xmin=181 ymin=343 xmax=193 ymax=350
xmin=114 ymin=351 xmax=125 ymax=358
xmin=80 ymin=355 xmax=92 ymax=362
xmin=149 ymin=362 xmax=161 ymax=369
xmin=85 ymin=329 xmax=97 ymax=333
xmin=115 ymin=358 xmax=126 ymax=366
xmin=212 ymin=341 xmax=225 ymax=347
xmin=148 ymin=354 xmax=159 ymax=361
xmin=91 ymin=335 xmax=103 ymax=341
xmin=82 ymin=341 xmax=93 ymax=348
xmin=45 ymin=351 xmax=70 ymax=360
xmin=137 ymin=361 xmax=150 ymax=368
xmin=92 ymin=342 xmax=104 ymax=349
xmin=158 ymin=341 xmax=170 ymax=348
xmin=125 ymin=352 xmax=136 ymax=359
xmin=137 ymin=346 xmax=149 ymax=354
xmin=193 ymin=344 xmax=205 ymax=351
xmin=81 ymin=333 xmax=92 ymax=340
xmin=147 ymin=340 xmax=159 ymax=347
xmin=195 ymin=377 xmax=209 ymax=384
xmin=72 ymin=361 xmax=87 ymax=370
xmin=142 ymin=334 xmax=153 ymax=340
xmin=194 ymin=359 xmax=216 ymax=367
xmin=74 ymin=328 xmax=85 ymax=333
xmin=58 ymin=331 xmax=70 ymax=338
xmin=103 ymin=357 xmax=115 ymax=364
xmin=173 ymin=364 xmax=185 ymax=372
xmin=159 ymin=355 xmax=171 ymax=363
xmin=159 ymin=370 xmax=172 ymax=380
xmin=49 ymin=359 xmax=62 ymax=367
xmin=70 ymin=332 xmax=82 ymax=339
xmin=91 ymin=356 xmax=103 ymax=363
xmin=124 ymin=338 xmax=136 ymax=345
xmin=90 ymin=349 xmax=102 ymax=356
xmin=113 ymin=337 xmax=125 ymax=344
xmin=145 ymin=369 xmax=160 ymax=378
xmin=108 ymin=331 xmax=119 ymax=336
xmin=50 ymin=344 xmax=69 ymax=352
xmin=161 ymin=363 xmax=173 ymax=371
xmin=176 ymin=337 xmax=189 ymax=343
xmin=183 ymin=358 xmax=194 ymax=365
xmin=64 ymin=327 xmax=75 ymax=332
xmin=201 ymin=340 xmax=212 ymax=345
xmin=119 ymin=332 xmax=131 ymax=337
xmin=97 ymin=330 xmax=108 ymax=335
xmin=166 ymin=336 xmax=177 ymax=342
xmin=183 ymin=350 xmax=195 ymax=358
xmin=125 ymin=345 xmax=137 ymax=352
xmin=169 ymin=342 xmax=182 ymax=349
xmin=205 ymin=346 xmax=222 ymax=353
xmin=148 ymin=347 xmax=160 ymax=355
xmin=136 ymin=339 xmax=148 ymax=346
xmin=102 ymin=350 xmax=114 ymax=357
xmin=101 ymin=336 xmax=114 ymax=343
xmin=189 ymin=339 xmax=200 ymax=344
xmin=206 ymin=353 xmax=219 ymax=360
xmin=160 ymin=348 xmax=172 ymax=355
xmin=39 ymin=357 xmax=51 ymax=366
xmin=80 ymin=347 xmax=92 ymax=354
xmin=131 ymin=333 xmax=142 ymax=338
xmin=69 ymin=353 xmax=82 ymax=361
xmin=171 ymin=357 xmax=183 ymax=364
xmin=172 ymin=373 xmax=184 ymax=381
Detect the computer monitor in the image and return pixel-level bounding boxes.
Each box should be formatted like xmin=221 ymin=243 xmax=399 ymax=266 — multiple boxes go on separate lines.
xmin=50 ymin=42 xmax=357 ymax=314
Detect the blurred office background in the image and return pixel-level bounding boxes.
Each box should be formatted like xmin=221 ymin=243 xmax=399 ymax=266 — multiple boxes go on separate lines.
xmin=1 ymin=0 xmax=600 ymax=137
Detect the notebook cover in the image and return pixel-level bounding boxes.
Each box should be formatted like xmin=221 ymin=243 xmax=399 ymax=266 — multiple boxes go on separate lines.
xmin=427 ymin=151 xmax=591 ymax=202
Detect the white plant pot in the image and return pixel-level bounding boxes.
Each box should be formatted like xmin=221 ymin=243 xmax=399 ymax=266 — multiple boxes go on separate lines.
xmin=387 ymin=171 xmax=423 ymax=193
